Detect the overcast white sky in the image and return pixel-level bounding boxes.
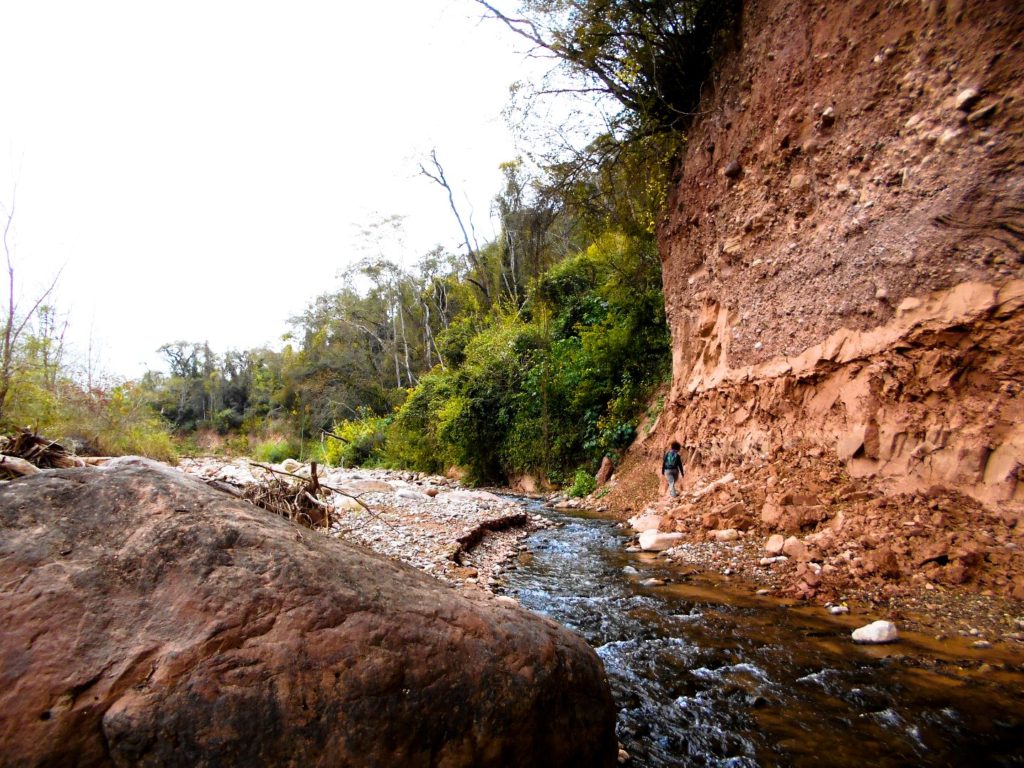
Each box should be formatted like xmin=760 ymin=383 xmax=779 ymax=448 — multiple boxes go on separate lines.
xmin=0 ymin=0 xmax=547 ymax=378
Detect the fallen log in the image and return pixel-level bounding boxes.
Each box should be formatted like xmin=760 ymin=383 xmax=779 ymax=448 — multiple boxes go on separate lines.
xmin=0 ymin=456 xmax=40 ymax=478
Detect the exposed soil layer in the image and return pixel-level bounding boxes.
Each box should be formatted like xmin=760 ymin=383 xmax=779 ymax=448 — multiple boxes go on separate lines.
xmin=604 ymin=0 xmax=1024 ymax=630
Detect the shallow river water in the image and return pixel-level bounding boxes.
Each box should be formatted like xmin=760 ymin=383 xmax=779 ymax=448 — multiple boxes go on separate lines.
xmin=498 ymin=501 xmax=1024 ymax=767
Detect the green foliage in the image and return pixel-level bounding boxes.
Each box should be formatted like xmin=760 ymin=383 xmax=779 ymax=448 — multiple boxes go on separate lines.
xmin=321 ymin=414 xmax=390 ymax=467
xmin=567 ymin=469 xmax=597 ymax=498
xmin=252 ymin=437 xmax=300 ymax=464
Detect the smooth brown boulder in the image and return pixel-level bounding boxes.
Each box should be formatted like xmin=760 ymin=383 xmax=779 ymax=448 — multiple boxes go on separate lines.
xmin=0 ymin=459 xmax=617 ymax=767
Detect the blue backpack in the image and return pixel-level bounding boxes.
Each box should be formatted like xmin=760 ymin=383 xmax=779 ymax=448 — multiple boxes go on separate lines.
xmin=663 ymin=449 xmax=683 ymax=472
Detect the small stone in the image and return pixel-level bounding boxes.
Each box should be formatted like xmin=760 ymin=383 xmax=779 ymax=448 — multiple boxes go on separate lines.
xmin=829 ymin=605 xmax=850 ymax=615
xmin=938 ymin=127 xmax=962 ymax=146
xmin=618 ymin=747 xmax=630 ymax=764
xmin=852 ymin=620 xmax=899 ymax=644
xmin=756 ymin=589 xmax=771 ymax=596
xmin=765 ymin=534 xmax=786 ymax=555
xmin=971 ymin=640 xmax=992 ymax=649
xmin=640 ymin=578 xmax=666 ymax=587
xmin=875 ymin=286 xmax=888 ymax=300
xmin=790 ymin=173 xmax=810 ymax=193
xmin=622 ymin=566 xmax=639 ymax=575
xmin=967 ymin=103 xmax=997 ymax=124
xmin=723 ymin=160 xmax=743 ymax=179
xmin=625 ymin=546 xmax=642 ymax=553
xmin=782 ymin=536 xmax=807 ymax=560
xmin=955 ymin=88 xmax=981 ymax=111
xmin=714 ymin=528 xmax=739 ymax=543
xmin=820 ymin=106 xmax=836 ymax=127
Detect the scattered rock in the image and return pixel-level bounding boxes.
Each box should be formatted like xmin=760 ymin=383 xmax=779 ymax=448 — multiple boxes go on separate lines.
xmin=955 ymin=87 xmax=981 ymax=111
xmin=714 ymin=528 xmax=739 ymax=542
xmin=639 ymin=530 xmax=686 ymax=552
xmin=790 ymin=173 xmax=811 ymax=193
xmin=628 ymin=514 xmax=666 ymax=532
xmin=967 ymin=103 xmax=997 ymax=124
xmin=782 ymin=536 xmax=808 ymax=560
xmin=640 ymin=578 xmax=666 ymax=587
xmin=852 ymin=620 xmax=900 ymax=644
xmin=724 ymin=160 xmax=743 ymax=179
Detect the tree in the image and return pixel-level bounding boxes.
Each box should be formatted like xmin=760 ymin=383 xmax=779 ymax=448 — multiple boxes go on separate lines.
xmin=476 ymin=0 xmax=741 ymax=137
xmin=0 ymin=196 xmax=61 ymax=422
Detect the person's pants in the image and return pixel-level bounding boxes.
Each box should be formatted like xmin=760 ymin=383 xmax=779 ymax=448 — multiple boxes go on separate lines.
xmin=665 ymin=470 xmax=679 ymax=497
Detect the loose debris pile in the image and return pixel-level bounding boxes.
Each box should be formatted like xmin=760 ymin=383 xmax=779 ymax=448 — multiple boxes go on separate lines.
xmin=203 ymin=461 xmax=374 ymax=531
xmin=0 ymin=429 xmax=85 ymax=478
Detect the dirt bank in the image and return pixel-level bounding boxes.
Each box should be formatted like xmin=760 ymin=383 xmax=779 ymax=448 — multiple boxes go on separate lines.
xmin=603 ymin=0 xmax=1024 ymax=626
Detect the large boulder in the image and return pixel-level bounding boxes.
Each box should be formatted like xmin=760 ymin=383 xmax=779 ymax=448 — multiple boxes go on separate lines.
xmin=0 ymin=460 xmax=616 ymax=767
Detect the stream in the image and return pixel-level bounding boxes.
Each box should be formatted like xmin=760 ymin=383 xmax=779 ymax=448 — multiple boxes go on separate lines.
xmin=498 ymin=500 xmax=1024 ymax=767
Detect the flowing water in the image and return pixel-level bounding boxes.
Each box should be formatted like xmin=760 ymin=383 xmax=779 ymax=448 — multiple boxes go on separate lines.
xmin=498 ymin=501 xmax=1024 ymax=767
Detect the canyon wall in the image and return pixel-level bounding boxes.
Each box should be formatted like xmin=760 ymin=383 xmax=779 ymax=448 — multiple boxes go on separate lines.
xmin=609 ymin=0 xmax=1024 ymax=598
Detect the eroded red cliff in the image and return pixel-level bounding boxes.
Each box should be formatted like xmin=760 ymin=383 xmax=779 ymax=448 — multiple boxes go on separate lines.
xmin=608 ymin=0 xmax=1024 ymax=604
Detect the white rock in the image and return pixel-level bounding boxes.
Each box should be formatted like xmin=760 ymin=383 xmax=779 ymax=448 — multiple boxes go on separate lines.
xmin=714 ymin=528 xmax=739 ymax=542
xmin=638 ymin=530 xmax=685 ymax=552
xmin=396 ymin=488 xmax=431 ymax=501
xmin=692 ymin=473 xmax=736 ymax=500
xmin=628 ymin=514 xmax=665 ymax=532
xmin=279 ymin=458 xmax=305 ymax=474
xmin=622 ymin=566 xmax=639 ymax=575
xmin=333 ymin=495 xmax=364 ymax=512
xmin=829 ymin=605 xmax=850 ymax=615
xmin=639 ymin=578 xmax=666 ymax=587
xmin=349 ymin=479 xmax=394 ymax=493
xmin=852 ymin=620 xmax=899 ymax=644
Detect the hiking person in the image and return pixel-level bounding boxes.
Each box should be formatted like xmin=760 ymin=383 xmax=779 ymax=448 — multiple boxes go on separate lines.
xmin=662 ymin=441 xmax=684 ymax=497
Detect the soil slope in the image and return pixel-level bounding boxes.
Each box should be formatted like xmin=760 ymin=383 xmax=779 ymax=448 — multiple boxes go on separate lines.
xmin=606 ymin=0 xmax=1024 ymax=611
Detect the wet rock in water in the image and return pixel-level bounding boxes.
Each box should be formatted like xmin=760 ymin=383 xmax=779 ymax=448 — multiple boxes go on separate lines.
xmin=640 ymin=578 xmax=666 ymax=587
xmin=0 ymin=460 xmax=618 ymax=767
xmin=639 ymin=530 xmax=685 ymax=551
xmin=623 ymin=565 xmax=639 ymax=575
xmin=852 ymin=620 xmax=900 ymax=644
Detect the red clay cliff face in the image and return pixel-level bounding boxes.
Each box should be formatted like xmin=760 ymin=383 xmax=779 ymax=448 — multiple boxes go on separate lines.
xmin=0 ymin=460 xmax=617 ymax=767
xmin=607 ymin=0 xmax=1024 ymax=603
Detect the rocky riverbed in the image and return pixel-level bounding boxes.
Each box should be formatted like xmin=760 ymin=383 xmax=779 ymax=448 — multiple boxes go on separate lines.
xmin=178 ymin=458 xmax=551 ymax=593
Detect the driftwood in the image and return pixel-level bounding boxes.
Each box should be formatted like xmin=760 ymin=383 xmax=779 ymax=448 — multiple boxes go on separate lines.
xmin=0 ymin=429 xmax=87 ymax=478
xmin=0 ymin=455 xmax=40 ymax=478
